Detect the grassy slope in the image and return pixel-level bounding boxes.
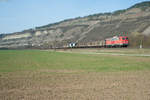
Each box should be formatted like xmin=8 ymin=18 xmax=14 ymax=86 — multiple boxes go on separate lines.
xmin=0 ymin=50 xmax=150 ymax=73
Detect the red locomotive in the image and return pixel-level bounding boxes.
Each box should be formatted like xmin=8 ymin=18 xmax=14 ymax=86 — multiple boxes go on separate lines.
xmin=105 ymin=36 xmax=129 ymax=47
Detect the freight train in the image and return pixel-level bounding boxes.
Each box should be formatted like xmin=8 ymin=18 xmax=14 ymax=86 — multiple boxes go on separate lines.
xmin=67 ymin=36 xmax=129 ymax=48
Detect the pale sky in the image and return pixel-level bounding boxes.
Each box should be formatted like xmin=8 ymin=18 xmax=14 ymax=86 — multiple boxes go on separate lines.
xmin=0 ymin=0 xmax=149 ymax=33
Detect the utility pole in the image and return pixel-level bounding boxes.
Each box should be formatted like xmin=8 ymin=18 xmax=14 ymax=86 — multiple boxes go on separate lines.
xmin=140 ymin=39 xmax=143 ymax=49
xmin=110 ymin=14 xmax=112 ymax=24
xmin=139 ymin=35 xmax=144 ymax=49
xmin=54 ymin=36 xmax=57 ymax=51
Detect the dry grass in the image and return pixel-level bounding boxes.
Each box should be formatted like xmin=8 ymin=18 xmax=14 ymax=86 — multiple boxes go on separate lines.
xmin=0 ymin=49 xmax=150 ymax=100
xmin=0 ymin=70 xmax=150 ymax=100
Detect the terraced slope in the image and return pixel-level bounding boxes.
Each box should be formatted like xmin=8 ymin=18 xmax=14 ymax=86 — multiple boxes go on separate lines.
xmin=0 ymin=1 xmax=150 ymax=49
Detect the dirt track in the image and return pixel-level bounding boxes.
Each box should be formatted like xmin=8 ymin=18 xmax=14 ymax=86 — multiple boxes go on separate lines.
xmin=60 ymin=51 xmax=150 ymax=57
xmin=0 ymin=70 xmax=150 ymax=100
xmin=57 ymin=48 xmax=150 ymax=57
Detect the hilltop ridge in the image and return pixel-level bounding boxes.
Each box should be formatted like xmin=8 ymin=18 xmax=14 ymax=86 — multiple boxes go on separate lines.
xmin=0 ymin=1 xmax=150 ymax=49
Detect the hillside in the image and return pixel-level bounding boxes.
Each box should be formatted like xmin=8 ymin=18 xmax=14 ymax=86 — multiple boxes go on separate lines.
xmin=0 ymin=1 xmax=150 ymax=49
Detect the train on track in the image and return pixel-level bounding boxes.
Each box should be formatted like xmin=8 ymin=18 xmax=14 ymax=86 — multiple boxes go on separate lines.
xmin=66 ymin=36 xmax=129 ymax=48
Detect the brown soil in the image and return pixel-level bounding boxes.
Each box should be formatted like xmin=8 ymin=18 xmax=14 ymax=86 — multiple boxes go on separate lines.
xmin=0 ymin=70 xmax=150 ymax=100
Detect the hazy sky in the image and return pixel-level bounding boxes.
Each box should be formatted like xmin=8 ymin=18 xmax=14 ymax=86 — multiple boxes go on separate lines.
xmin=0 ymin=0 xmax=149 ymax=33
